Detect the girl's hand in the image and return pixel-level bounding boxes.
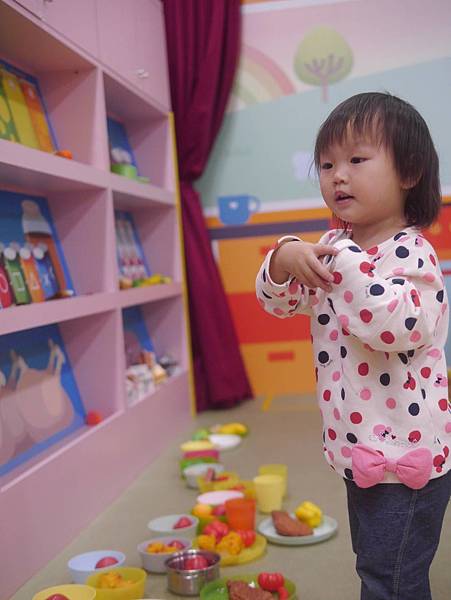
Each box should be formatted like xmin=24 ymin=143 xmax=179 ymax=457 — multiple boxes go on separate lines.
xmin=270 ymin=240 xmax=338 ymax=292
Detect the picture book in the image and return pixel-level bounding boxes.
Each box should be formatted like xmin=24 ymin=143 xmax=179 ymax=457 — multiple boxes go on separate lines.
xmin=107 ymin=116 xmax=138 ymax=168
xmin=114 ymin=210 xmax=150 ymax=281
xmin=122 ymin=305 xmax=155 ymax=368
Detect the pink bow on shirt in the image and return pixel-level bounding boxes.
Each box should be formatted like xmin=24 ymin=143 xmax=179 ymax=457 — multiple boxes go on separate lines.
xmin=351 ymin=444 xmax=433 ymax=490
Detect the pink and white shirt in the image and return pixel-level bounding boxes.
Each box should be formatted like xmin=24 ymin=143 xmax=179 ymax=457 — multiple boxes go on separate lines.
xmin=256 ymin=227 xmax=450 ymax=483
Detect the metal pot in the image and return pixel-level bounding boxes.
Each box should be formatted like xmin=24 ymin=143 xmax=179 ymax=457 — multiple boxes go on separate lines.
xmin=165 ymin=549 xmax=221 ymax=596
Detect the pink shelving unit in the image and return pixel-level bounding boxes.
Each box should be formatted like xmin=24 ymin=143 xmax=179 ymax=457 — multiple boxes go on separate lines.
xmin=0 ymin=1 xmax=194 ymax=596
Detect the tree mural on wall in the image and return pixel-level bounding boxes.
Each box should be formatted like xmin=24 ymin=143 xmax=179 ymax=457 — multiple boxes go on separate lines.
xmin=294 ymin=26 xmax=353 ymax=102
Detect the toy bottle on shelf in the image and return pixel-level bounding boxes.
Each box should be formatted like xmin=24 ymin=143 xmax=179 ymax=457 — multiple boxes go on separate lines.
xmin=32 ymin=245 xmax=58 ymax=299
xmin=21 ymin=200 xmax=70 ymax=295
xmin=2 ymin=244 xmax=30 ymax=305
xmin=0 ymin=244 xmax=14 ymax=308
xmin=19 ymin=245 xmax=45 ymax=302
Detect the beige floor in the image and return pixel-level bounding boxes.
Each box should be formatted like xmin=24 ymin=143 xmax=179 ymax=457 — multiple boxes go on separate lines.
xmin=12 ymin=396 xmax=451 ymax=600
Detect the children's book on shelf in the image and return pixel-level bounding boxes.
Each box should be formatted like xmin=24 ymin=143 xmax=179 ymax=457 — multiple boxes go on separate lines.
xmin=0 ymin=324 xmax=86 ymax=476
xmin=123 ymin=305 xmax=156 ymax=404
xmin=0 ymin=190 xmax=75 ymax=309
xmin=0 ymin=58 xmax=57 ymax=152
xmin=114 ymin=210 xmax=151 ymax=284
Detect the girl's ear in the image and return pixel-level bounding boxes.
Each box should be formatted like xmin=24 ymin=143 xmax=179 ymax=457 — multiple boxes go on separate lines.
xmin=401 ymin=156 xmax=422 ymax=190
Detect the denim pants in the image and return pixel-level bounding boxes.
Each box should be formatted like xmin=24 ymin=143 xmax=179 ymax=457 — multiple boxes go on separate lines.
xmin=345 ymin=470 xmax=451 ymax=600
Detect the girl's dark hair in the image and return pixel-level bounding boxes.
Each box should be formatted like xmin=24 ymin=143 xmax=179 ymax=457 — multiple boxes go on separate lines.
xmin=314 ymin=92 xmax=441 ymax=229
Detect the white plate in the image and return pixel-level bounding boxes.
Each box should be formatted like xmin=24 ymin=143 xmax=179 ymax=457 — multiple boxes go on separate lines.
xmin=196 ymin=489 xmax=244 ymax=506
xmin=208 ymin=433 xmax=241 ymax=451
xmin=258 ymin=513 xmax=338 ymax=546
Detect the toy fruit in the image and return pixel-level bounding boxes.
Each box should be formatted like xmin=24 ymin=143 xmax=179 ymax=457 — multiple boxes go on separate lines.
xmin=98 ymin=571 xmax=134 ymax=589
xmin=212 ymin=503 xmax=226 ymax=516
xmin=197 ymin=534 xmax=216 ymax=551
xmin=203 ymin=519 xmax=229 ymax=542
xmin=257 ymin=572 xmax=285 ymax=592
xmin=45 ymin=595 xmax=70 ymax=600
xmin=167 ymin=539 xmax=185 ymax=550
xmin=184 ymin=555 xmax=209 ymax=570
xmin=95 ymin=555 xmax=119 ymax=568
xmin=192 ymin=503 xmax=213 ymax=518
xmin=86 ymin=411 xmax=102 ymax=426
xmin=236 ymin=529 xmax=256 ymax=547
xmin=295 ymin=500 xmax=323 ymax=528
xmin=278 ymin=586 xmax=289 ymax=600
xmin=174 ymin=516 xmax=193 ymax=529
xmin=216 ymin=531 xmax=243 ymax=555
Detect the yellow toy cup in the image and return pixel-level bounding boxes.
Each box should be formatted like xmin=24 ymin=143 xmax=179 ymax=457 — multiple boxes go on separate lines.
xmin=258 ymin=464 xmax=288 ymax=498
xmin=253 ymin=474 xmax=284 ymax=513
xmin=33 ymin=584 xmax=96 ymax=600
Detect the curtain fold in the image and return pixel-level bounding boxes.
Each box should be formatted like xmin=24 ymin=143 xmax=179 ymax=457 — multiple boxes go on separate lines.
xmin=164 ymin=0 xmax=253 ymax=411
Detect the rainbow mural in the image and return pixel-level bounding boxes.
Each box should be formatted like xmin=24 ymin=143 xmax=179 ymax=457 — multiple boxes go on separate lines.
xmin=231 ymin=44 xmax=295 ymax=108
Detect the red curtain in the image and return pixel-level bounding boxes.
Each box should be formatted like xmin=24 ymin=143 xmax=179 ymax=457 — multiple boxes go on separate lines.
xmin=163 ymin=0 xmax=253 ymax=411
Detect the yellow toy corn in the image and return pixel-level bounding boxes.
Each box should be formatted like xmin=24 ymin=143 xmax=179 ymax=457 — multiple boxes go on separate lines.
xmin=295 ymin=500 xmax=323 ymax=528
xmin=197 ymin=534 xmax=217 ymax=551
xmin=216 ymin=531 xmax=243 ymax=555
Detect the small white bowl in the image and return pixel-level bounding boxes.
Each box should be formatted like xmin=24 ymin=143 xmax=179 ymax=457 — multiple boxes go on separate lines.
xmin=183 ymin=463 xmax=225 ymax=489
xmin=138 ymin=536 xmax=192 ymax=573
xmin=67 ymin=550 xmax=126 ymax=583
xmin=208 ymin=433 xmax=241 ymax=451
xmin=147 ymin=514 xmax=199 ymax=538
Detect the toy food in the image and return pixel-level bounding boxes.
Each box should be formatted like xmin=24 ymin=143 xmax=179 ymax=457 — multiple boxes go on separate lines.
xmin=192 ymin=503 xmax=213 ymax=518
xmin=271 ymin=510 xmax=313 ymax=536
xmin=173 ymin=516 xmax=193 ymax=529
xmin=95 ymin=555 xmax=119 ymax=568
xmin=236 ymin=529 xmax=256 ymax=547
xmin=45 ymin=595 xmax=70 ymax=600
xmin=216 ymin=531 xmax=243 ymax=555
xmin=203 ymin=519 xmax=229 ymax=542
xmin=184 ymin=555 xmax=209 ymax=570
xmin=197 ymin=534 xmax=217 ymax=551
xmin=86 ymin=411 xmax=103 ymax=426
xmin=295 ymin=500 xmax=323 ymax=528
xmin=146 ymin=540 xmax=185 ymax=553
xmin=212 ymin=422 xmax=248 ymax=436
xmin=257 ymin=573 xmax=284 ymax=592
xmin=227 ymin=580 xmax=272 ymax=600
xmin=212 ymin=503 xmax=226 ymax=516
xmin=97 ymin=571 xmax=134 ymax=589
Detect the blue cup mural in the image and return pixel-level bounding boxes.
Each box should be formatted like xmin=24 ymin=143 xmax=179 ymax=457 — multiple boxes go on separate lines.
xmin=218 ymin=194 xmax=261 ymax=225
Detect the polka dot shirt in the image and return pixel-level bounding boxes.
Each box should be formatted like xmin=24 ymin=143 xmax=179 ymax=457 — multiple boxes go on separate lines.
xmin=256 ymin=227 xmax=450 ymax=483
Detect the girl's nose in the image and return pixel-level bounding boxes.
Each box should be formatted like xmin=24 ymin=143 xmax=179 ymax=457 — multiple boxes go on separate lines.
xmin=333 ymin=167 xmax=348 ymax=184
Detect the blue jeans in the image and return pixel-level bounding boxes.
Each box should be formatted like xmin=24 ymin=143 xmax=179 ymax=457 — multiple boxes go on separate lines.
xmin=345 ymin=471 xmax=451 ymax=600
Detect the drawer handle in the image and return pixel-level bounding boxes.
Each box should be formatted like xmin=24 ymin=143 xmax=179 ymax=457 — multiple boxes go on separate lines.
xmin=135 ymin=69 xmax=149 ymax=79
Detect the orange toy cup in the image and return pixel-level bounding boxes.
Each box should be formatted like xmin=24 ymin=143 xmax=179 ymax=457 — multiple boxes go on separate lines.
xmin=225 ymin=497 xmax=256 ymax=530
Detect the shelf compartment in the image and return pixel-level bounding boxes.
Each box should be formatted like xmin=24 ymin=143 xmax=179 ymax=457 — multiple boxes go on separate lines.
xmin=0 ymin=139 xmax=108 ymax=193
xmin=117 ymin=282 xmax=183 ymax=309
xmin=103 ymin=71 xmax=172 ymax=188
xmin=111 ymin=175 xmax=175 ymax=210
xmin=0 ymin=369 xmax=191 ymax=598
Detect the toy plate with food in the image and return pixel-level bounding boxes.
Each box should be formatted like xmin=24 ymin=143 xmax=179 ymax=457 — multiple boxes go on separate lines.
xmin=208 ymin=434 xmax=241 ymax=451
xmin=197 ymin=490 xmax=243 ymax=506
xmin=200 ymin=573 xmax=296 ymax=600
xmin=193 ymin=526 xmax=267 ymax=567
xmin=258 ymin=512 xmax=337 ymax=546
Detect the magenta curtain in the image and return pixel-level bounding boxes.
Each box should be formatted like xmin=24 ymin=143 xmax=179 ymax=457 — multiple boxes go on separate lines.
xmin=163 ymin=0 xmax=253 ymax=411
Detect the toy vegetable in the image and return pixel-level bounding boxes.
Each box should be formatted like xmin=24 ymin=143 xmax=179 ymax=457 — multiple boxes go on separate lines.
xmin=216 ymin=531 xmax=243 ymax=555
xmin=197 ymin=534 xmax=216 ymax=551
xmin=203 ymin=519 xmax=229 ymax=542
xmin=295 ymin=500 xmax=323 ymax=528
xmin=236 ymin=529 xmax=256 ymax=547
xmin=257 ymin=572 xmax=285 ymax=592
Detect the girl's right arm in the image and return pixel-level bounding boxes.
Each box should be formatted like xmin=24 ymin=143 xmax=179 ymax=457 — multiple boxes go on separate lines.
xmin=256 ymin=235 xmax=338 ymax=318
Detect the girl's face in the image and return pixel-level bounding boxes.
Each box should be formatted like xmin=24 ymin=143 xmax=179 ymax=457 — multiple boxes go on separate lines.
xmin=318 ymin=132 xmax=408 ymax=233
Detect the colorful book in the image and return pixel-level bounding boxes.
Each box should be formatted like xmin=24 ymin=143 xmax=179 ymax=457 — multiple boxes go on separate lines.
xmin=114 ymin=210 xmax=150 ymax=281
xmin=1 ymin=68 xmax=39 ymax=149
xmin=19 ymin=78 xmax=55 ymax=153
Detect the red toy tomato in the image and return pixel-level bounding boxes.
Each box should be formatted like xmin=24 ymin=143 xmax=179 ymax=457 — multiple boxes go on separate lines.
xmin=167 ymin=540 xmax=185 ymax=550
xmin=173 ymin=516 xmax=193 ymax=529
xmin=95 ymin=556 xmax=119 ymax=568
xmin=236 ymin=529 xmax=256 ymax=547
xmin=203 ymin=519 xmax=229 ymax=541
xmin=258 ymin=572 xmax=285 ymax=592
xmin=45 ymin=595 xmax=70 ymax=600
xmin=184 ymin=556 xmax=209 ymax=570
xmin=277 ymin=586 xmax=289 ymax=600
